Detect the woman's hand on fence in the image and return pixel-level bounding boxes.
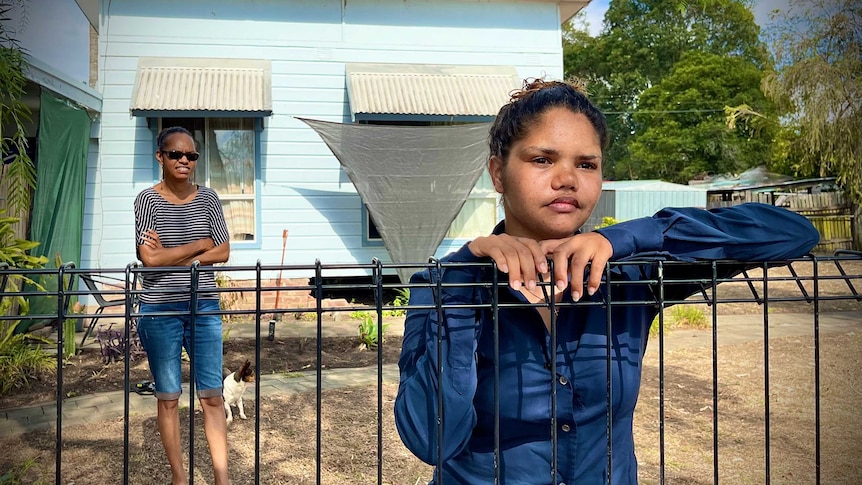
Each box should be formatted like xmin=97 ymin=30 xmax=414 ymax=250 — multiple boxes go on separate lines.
xmin=467 ymin=234 xmax=548 ymax=290
xmin=539 ymin=233 xmax=613 ymax=301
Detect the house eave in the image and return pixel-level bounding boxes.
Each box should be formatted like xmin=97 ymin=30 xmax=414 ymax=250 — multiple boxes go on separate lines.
xmin=74 ymin=0 xmax=98 ymax=32
xmin=24 ymin=55 xmax=102 ymax=113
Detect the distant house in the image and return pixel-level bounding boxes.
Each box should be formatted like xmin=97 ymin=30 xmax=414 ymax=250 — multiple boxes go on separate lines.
xmin=59 ymin=0 xmax=592 ymax=291
xmin=585 ymin=180 xmax=707 ymax=231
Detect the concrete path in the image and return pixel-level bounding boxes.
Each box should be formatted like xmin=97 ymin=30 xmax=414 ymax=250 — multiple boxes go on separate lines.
xmin=1 ymin=310 xmax=859 ymax=437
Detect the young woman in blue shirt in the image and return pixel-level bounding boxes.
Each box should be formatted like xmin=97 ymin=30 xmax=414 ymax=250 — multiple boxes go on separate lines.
xmin=394 ymin=79 xmax=820 ymax=484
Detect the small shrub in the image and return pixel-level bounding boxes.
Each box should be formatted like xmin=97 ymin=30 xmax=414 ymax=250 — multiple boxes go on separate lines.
xmin=358 ymin=314 xmax=389 ymax=350
xmin=670 ymin=304 xmax=708 ymax=328
xmin=650 ymin=305 xmax=709 ymax=336
xmin=215 ymin=269 xmax=242 ymax=326
xmin=384 ymin=288 xmax=410 ymax=317
xmin=594 ymin=216 xmax=619 ymax=230
xmin=95 ymin=323 xmax=146 ymax=364
xmin=350 ymin=310 xmax=372 ymax=320
xmin=0 ymin=323 xmax=55 ymax=395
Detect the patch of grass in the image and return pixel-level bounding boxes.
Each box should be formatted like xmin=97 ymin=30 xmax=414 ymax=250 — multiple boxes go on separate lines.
xmin=650 ymin=305 xmax=710 ymax=336
xmin=0 ymin=456 xmax=48 ymax=484
xmin=349 ymin=288 xmax=410 ymax=319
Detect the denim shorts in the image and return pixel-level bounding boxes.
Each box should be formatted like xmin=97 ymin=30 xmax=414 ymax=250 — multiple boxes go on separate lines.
xmin=137 ymin=299 xmax=223 ymax=400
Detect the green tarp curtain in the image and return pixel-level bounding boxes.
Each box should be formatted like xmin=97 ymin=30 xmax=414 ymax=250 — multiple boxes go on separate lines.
xmin=20 ymin=90 xmax=89 ymax=331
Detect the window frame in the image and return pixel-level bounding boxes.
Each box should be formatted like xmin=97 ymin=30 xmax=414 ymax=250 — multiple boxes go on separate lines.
xmin=150 ymin=116 xmax=263 ymax=249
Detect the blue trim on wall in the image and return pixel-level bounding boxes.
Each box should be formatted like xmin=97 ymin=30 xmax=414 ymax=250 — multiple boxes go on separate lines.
xmin=149 ymin=122 xmax=160 ymax=183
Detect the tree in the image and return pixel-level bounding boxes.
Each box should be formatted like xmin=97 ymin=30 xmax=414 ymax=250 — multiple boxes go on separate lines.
xmin=563 ymin=0 xmax=770 ymax=180
xmin=629 ymin=51 xmax=775 ymax=183
xmin=765 ymin=0 xmax=860 ymax=202
xmin=0 ymin=0 xmax=36 ymax=218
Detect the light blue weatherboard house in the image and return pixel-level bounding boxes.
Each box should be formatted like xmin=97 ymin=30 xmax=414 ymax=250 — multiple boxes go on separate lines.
xmin=67 ymin=0 xmax=598 ymax=292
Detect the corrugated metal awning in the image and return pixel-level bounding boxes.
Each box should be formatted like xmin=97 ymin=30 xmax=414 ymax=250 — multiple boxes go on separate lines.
xmin=346 ymin=63 xmax=521 ymax=119
xmin=130 ymin=57 xmax=272 ymax=116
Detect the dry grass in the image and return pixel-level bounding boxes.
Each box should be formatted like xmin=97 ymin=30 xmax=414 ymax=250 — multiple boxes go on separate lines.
xmin=636 ymin=332 xmax=862 ymax=484
xmin=3 ymin=331 xmax=861 ymax=484
xmin=1 ymin=260 xmax=860 ymax=484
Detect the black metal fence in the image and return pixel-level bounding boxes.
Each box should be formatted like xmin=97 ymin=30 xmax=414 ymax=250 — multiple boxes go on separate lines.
xmin=1 ymin=252 xmax=860 ymax=484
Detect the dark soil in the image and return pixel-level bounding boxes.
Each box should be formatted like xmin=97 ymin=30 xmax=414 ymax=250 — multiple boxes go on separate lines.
xmin=0 ymin=335 xmax=403 ymax=411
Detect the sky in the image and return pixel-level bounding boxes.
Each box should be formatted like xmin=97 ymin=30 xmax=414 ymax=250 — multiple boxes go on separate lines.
xmin=4 ymin=0 xmax=91 ymax=84
xmin=580 ymin=0 xmax=788 ymax=37
xmin=5 ymin=0 xmax=793 ymax=87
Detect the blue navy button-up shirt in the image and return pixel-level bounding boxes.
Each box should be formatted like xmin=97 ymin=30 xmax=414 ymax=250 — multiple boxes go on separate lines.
xmin=394 ymin=204 xmax=819 ymax=485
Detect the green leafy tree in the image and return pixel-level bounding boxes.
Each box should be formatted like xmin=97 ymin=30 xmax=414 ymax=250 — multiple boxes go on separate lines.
xmin=0 ymin=0 xmax=36 ymax=218
xmin=766 ymin=0 xmax=859 ymax=202
xmin=629 ymin=51 xmax=775 ymax=183
xmin=563 ymin=0 xmax=770 ymax=180
xmin=727 ymin=0 xmax=861 ymax=248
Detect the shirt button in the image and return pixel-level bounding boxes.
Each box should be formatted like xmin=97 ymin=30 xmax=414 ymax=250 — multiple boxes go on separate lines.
xmin=561 ymin=424 xmax=571 ymax=432
xmin=558 ymin=376 xmax=568 ymax=386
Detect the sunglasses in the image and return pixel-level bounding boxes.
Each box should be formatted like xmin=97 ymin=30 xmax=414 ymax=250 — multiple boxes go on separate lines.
xmin=160 ymin=150 xmax=200 ymax=162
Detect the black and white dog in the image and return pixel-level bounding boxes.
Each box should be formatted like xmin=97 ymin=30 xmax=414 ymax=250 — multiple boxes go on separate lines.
xmin=223 ymin=360 xmax=255 ymax=425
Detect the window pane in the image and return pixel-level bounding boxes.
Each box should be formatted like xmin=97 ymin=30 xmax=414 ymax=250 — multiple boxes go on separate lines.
xmin=222 ymin=199 xmax=255 ymax=241
xmin=446 ymin=171 xmax=497 ymax=239
xmin=207 ymin=118 xmax=255 ymax=195
xmin=447 ymin=198 xmax=497 ymax=238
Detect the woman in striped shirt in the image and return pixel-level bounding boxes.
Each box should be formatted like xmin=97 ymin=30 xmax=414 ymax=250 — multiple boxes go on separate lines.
xmin=134 ymin=126 xmax=231 ymax=485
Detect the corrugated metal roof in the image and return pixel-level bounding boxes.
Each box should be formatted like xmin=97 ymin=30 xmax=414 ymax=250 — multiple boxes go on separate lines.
xmin=130 ymin=57 xmax=272 ymax=115
xmin=346 ymin=63 xmax=521 ymax=118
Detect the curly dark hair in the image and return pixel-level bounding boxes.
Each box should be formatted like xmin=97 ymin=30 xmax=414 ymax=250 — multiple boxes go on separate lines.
xmin=488 ymin=78 xmax=608 ymax=162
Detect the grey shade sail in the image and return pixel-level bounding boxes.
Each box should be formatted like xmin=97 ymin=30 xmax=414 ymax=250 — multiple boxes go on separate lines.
xmin=300 ymin=118 xmax=491 ymax=283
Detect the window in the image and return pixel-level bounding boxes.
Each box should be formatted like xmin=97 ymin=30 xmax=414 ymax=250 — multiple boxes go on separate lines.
xmin=445 ymin=171 xmax=498 ymax=239
xmin=358 ymin=120 xmax=498 ymax=245
xmin=160 ymin=118 xmax=258 ymax=243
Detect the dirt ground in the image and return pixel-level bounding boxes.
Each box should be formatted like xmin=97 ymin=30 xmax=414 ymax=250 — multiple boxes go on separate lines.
xmin=0 ymin=335 xmax=403 ymax=412
xmin=2 ymin=332 xmax=860 ymax=484
xmin=1 ymin=260 xmax=860 ymax=484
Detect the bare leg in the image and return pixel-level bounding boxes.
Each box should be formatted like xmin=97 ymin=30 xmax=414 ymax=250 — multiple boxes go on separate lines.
xmin=157 ymin=399 xmax=188 ymax=485
xmin=201 ymin=395 xmax=230 ymax=485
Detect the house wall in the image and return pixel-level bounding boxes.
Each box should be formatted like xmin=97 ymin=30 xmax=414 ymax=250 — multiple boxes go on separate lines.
xmin=87 ymin=0 xmax=566 ymax=280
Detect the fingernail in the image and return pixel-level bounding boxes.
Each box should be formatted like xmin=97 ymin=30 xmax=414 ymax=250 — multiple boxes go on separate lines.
xmin=512 ymin=280 xmax=521 ymax=290
xmin=527 ymin=280 xmax=536 ymax=290
xmin=556 ymin=280 xmax=566 ymax=292
xmin=588 ymin=286 xmax=596 ymax=296
xmin=539 ymin=262 xmax=548 ymax=273
xmin=572 ymin=291 xmax=581 ymax=301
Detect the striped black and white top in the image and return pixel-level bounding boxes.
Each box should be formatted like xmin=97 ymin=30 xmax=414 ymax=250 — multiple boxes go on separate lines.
xmin=133 ymin=186 xmax=230 ymax=304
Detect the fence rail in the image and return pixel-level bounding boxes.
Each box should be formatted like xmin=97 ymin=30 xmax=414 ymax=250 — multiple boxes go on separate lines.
xmin=1 ymin=253 xmax=861 ymax=484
